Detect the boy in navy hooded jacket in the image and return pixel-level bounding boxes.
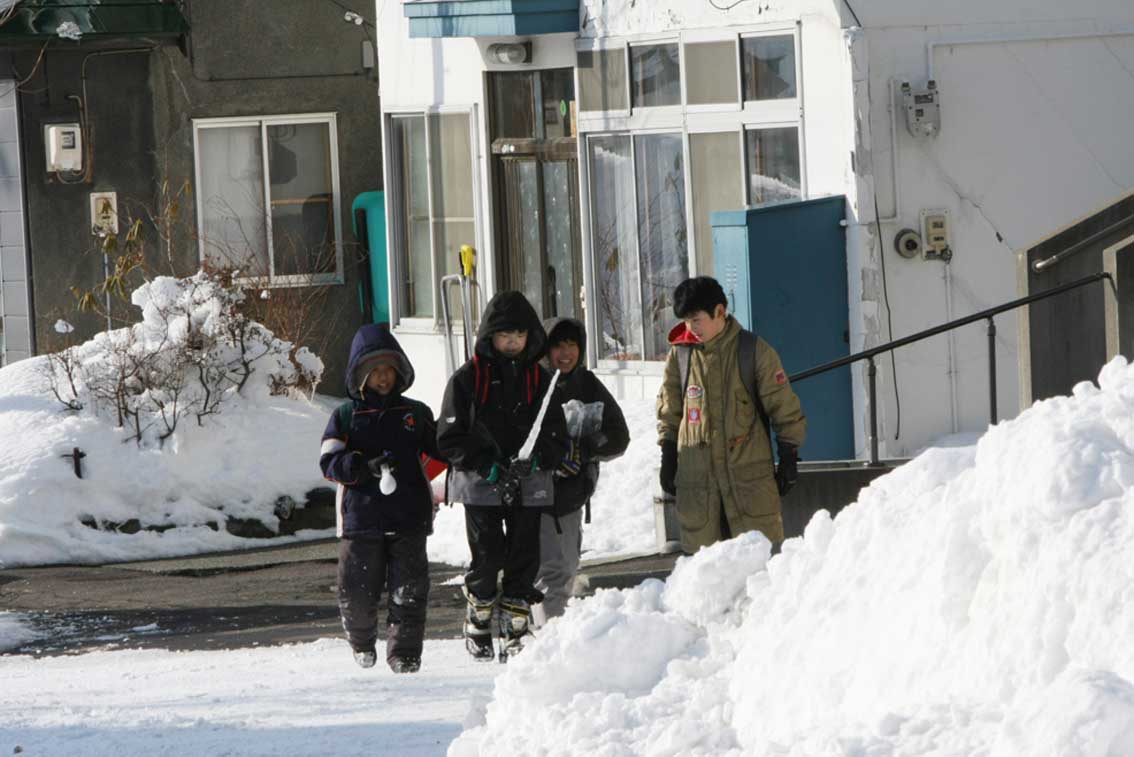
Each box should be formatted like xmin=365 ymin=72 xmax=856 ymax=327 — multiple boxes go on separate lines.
xmin=320 ymin=324 xmax=443 ymax=674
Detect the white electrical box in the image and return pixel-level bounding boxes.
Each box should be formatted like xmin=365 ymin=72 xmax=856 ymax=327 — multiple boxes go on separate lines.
xmin=44 ymin=123 xmax=83 ymax=172
xmin=919 ymin=208 xmax=952 ymax=261
xmin=900 ymin=80 xmax=941 ymax=138
xmin=90 ymin=191 xmax=118 ymax=236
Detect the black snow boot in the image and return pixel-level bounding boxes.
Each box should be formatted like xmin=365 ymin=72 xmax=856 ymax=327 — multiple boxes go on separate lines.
xmin=389 ymin=656 xmax=421 ymax=674
xmin=463 ymin=586 xmax=497 ymax=662
xmin=497 ymin=596 xmax=533 ymax=663
xmin=353 ymin=647 xmax=377 ymax=669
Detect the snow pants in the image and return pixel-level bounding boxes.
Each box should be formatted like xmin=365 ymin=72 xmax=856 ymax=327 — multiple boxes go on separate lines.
xmin=464 ymin=505 xmax=543 ymax=603
xmin=534 ymin=509 xmax=583 ymax=619
xmin=337 ymin=533 xmax=429 ymax=663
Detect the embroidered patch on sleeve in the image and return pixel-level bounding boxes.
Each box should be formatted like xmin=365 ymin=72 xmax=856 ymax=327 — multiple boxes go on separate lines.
xmin=686 ymin=384 xmax=703 ymax=400
xmin=687 ymin=408 xmax=702 ymax=425
xmin=775 ymin=369 xmax=787 ymax=385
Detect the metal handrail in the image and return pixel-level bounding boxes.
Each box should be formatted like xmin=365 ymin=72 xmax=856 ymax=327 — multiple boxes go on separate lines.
xmin=789 ymin=271 xmax=1114 ymax=465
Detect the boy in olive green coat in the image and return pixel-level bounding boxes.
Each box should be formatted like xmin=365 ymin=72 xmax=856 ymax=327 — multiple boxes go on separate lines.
xmin=656 ymin=276 xmax=806 ymax=552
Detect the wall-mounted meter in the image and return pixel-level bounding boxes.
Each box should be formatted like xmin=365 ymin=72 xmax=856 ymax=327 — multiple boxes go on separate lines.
xmin=44 ymin=123 xmax=83 ymax=172
xmin=900 ymin=80 xmax=940 ymax=138
xmin=919 ymin=208 xmax=952 ymax=261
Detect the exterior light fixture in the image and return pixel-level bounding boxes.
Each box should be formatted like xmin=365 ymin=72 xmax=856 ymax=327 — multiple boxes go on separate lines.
xmin=488 ymin=41 xmax=532 ymax=64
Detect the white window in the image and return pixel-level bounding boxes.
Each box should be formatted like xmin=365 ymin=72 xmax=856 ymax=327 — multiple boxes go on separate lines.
xmin=588 ymin=132 xmax=689 ymax=362
xmin=385 ymin=110 xmax=478 ymax=323
xmin=193 ymin=113 xmax=343 ymax=286
xmin=578 ymin=26 xmax=804 ymax=364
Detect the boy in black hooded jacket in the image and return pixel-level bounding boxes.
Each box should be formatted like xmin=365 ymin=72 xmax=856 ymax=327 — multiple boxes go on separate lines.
xmin=320 ymin=324 xmax=444 ymax=674
xmin=535 ymin=317 xmax=630 ymax=622
xmin=437 ymin=291 xmax=573 ymax=661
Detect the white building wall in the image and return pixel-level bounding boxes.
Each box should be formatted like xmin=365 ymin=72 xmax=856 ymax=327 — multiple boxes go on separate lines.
xmin=0 ymin=81 xmax=32 ymax=366
xmin=379 ymin=0 xmax=1134 ymax=458
xmin=849 ymin=1 xmax=1134 ymax=456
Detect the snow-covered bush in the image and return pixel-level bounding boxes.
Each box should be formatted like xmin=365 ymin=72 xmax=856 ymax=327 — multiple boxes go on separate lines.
xmin=43 ymin=270 xmax=324 ymax=447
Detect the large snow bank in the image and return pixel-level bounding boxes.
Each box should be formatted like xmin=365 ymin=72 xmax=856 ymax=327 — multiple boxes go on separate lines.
xmin=0 ymin=273 xmax=333 ymax=568
xmin=453 ymin=358 xmax=1134 ymax=756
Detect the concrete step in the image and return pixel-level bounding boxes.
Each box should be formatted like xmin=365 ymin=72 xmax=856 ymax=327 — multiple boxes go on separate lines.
xmin=782 ymin=460 xmax=906 ymax=539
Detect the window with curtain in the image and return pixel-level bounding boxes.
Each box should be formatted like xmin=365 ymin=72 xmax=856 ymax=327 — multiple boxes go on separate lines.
xmin=689 ymin=132 xmax=743 ymax=277
xmin=684 ymin=41 xmax=739 ymax=106
xmin=589 ymin=132 xmax=689 ymax=361
xmin=387 ymin=111 xmax=477 ymax=321
xmin=577 ymin=47 xmax=628 ymax=112
xmin=195 ymin=116 xmax=341 ymax=285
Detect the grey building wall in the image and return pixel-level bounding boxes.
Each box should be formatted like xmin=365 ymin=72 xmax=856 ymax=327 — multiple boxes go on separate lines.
xmin=4 ymin=0 xmax=381 ymax=393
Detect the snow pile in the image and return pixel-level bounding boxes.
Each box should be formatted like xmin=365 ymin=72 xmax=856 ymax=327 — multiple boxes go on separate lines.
xmin=427 ymin=398 xmax=660 ymax=567
xmin=0 ymin=273 xmax=332 ymax=568
xmin=453 ymin=358 xmax=1134 ymax=756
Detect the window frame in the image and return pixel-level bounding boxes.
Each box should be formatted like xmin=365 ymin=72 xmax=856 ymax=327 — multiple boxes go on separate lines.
xmin=382 ymin=105 xmax=482 ymax=332
xmin=681 ymin=32 xmax=743 ymax=115
xmin=192 ymin=112 xmax=344 ymax=288
xmin=627 ymin=39 xmax=684 ymax=114
xmin=586 ymin=127 xmax=693 ymax=371
xmin=576 ymin=39 xmax=632 ymax=119
xmin=576 ymin=23 xmax=805 ymax=371
xmin=743 ymin=121 xmax=807 ymax=206
xmin=739 ymin=26 xmax=803 ymax=123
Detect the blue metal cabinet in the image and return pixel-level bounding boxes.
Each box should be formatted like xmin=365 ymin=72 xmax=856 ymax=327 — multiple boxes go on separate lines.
xmin=351 ymin=191 xmax=389 ymax=324
xmin=711 ymin=196 xmax=853 ymax=461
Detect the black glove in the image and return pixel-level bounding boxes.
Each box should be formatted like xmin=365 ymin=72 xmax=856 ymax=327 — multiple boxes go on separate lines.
xmin=498 ymin=457 xmax=535 ymax=507
xmin=775 ymin=442 xmax=799 ymax=496
xmin=659 ymin=440 xmax=677 ymax=496
xmin=366 ymin=451 xmax=395 ymax=477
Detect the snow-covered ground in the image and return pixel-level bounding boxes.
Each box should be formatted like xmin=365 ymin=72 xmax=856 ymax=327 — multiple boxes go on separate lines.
xmin=0 ymin=638 xmax=497 ymax=757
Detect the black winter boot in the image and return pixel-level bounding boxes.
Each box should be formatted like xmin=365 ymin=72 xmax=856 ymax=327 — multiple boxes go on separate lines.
xmin=497 ymin=596 xmax=533 ymax=663
xmin=463 ymin=586 xmax=497 ymax=662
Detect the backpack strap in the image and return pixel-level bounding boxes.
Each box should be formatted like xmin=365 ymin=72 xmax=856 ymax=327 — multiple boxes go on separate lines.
xmin=737 ymin=329 xmax=773 ymax=444
xmin=676 ymin=344 xmax=693 ymax=395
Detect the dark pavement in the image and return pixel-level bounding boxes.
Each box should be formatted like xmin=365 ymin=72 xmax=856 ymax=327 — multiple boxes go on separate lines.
xmin=0 ymin=539 xmax=680 ymax=656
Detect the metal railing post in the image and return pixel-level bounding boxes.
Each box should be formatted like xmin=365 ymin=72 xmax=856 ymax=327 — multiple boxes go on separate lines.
xmin=868 ymin=356 xmax=880 ymax=466
xmin=987 ymin=316 xmax=997 ymax=425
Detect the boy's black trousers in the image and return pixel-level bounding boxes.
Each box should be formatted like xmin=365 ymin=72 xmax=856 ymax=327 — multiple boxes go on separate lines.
xmin=464 ymin=505 xmax=543 ymax=602
xmin=337 ymin=533 xmax=429 ymax=662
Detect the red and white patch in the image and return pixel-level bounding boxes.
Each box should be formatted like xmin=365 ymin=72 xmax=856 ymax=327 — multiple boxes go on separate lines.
xmin=686 ymin=384 xmax=703 ymax=400
xmin=402 ymin=412 xmax=417 ymax=432
xmin=774 ymin=369 xmax=787 ymax=385
xmin=687 ymin=407 xmax=702 ymax=425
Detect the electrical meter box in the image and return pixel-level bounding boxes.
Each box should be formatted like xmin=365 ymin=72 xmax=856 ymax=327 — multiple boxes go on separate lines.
xmin=44 ymin=123 xmax=83 ymax=172
xmin=920 ymin=208 xmax=952 ymax=261
xmin=900 ymin=80 xmax=940 ymax=138
xmin=710 ymin=196 xmax=853 ymax=461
